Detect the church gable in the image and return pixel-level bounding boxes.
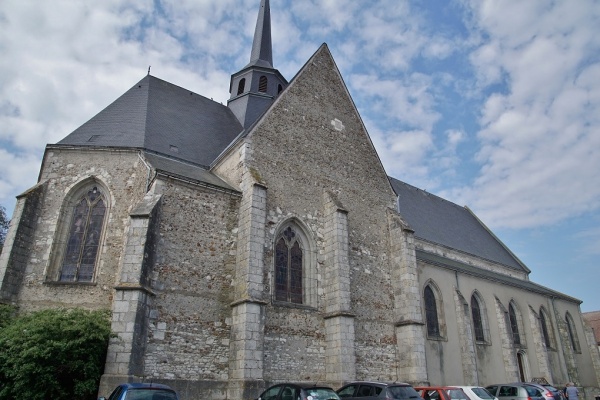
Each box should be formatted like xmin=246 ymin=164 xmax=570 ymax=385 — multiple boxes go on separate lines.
xmin=244 ymin=44 xmax=395 ymax=211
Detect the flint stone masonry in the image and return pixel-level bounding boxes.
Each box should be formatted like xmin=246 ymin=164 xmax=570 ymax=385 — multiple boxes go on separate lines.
xmin=244 ymin=42 xmax=404 ymax=385
xmin=11 ymin=149 xmax=148 ymax=312
xmin=0 ymin=182 xmax=46 ymax=303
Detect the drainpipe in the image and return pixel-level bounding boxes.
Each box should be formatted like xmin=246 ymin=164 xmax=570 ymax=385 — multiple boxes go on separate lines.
xmin=137 ymin=152 xmax=154 ymax=192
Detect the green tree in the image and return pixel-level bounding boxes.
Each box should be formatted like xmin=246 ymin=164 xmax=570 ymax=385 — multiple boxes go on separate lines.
xmin=0 ymin=205 xmax=9 ymax=253
xmin=0 ymin=308 xmax=112 ymax=400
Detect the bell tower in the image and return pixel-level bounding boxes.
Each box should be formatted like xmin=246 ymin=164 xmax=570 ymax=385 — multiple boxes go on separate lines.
xmin=227 ymin=0 xmax=288 ymax=128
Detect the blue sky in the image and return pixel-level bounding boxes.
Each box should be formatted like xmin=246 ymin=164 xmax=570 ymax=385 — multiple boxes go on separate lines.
xmin=0 ymin=0 xmax=598 ymax=311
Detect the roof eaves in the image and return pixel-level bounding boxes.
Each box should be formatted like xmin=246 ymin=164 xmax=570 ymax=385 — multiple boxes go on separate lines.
xmin=464 ymin=206 xmax=531 ymax=273
xmin=416 ymin=250 xmax=581 ymax=304
xmin=415 ymin=237 xmax=526 ymax=273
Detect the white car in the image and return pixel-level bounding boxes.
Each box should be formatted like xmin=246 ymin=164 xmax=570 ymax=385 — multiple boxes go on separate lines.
xmin=446 ymin=386 xmax=498 ymax=400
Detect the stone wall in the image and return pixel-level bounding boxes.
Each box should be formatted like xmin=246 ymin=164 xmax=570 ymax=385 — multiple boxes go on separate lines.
xmin=11 ymin=148 xmax=148 ymax=311
xmin=240 ymin=45 xmax=403 ymax=384
xmin=143 ymin=177 xmax=240 ymax=385
xmin=0 ymin=182 xmax=46 ymax=304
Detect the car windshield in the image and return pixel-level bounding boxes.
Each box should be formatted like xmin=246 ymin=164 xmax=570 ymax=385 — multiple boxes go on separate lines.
xmin=124 ymin=388 xmax=178 ymax=400
xmin=471 ymin=388 xmax=496 ymax=399
xmin=388 ymin=386 xmax=421 ymax=399
xmin=304 ymin=388 xmax=341 ymax=400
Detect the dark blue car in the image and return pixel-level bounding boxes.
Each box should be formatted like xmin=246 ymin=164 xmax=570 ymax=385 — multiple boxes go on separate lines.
xmin=99 ymin=382 xmax=179 ymax=400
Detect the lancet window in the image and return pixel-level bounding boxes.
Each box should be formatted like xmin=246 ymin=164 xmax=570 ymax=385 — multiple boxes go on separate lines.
xmin=59 ymin=186 xmax=106 ymax=282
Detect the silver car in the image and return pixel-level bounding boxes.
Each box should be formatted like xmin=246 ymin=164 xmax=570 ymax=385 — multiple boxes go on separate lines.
xmin=486 ymin=384 xmax=544 ymax=400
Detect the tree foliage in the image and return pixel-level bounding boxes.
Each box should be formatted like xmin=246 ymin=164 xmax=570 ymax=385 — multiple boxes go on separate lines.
xmin=0 ymin=205 xmax=9 ymax=253
xmin=0 ymin=308 xmax=112 ymax=400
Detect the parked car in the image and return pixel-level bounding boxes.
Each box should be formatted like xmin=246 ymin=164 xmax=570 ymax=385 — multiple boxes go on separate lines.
xmin=513 ymin=383 xmax=566 ymax=400
xmin=257 ymin=383 xmax=341 ymax=400
xmin=415 ymin=386 xmax=453 ymax=400
xmin=338 ymin=381 xmax=423 ymax=400
xmin=415 ymin=386 xmax=496 ymax=400
xmin=99 ymin=382 xmax=179 ymax=400
xmin=486 ymin=384 xmax=544 ymax=400
xmin=449 ymin=386 xmax=497 ymax=400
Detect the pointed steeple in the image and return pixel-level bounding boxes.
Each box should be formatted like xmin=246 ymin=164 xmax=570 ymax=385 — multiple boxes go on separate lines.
xmin=227 ymin=0 xmax=287 ymax=128
xmin=247 ymin=0 xmax=273 ymax=69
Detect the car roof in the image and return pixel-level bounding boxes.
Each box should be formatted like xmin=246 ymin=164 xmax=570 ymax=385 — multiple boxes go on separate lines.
xmin=281 ymin=383 xmax=335 ymax=389
xmin=120 ymin=383 xmax=175 ymax=391
xmin=416 ymin=387 xmax=460 ymax=390
xmin=346 ymin=381 xmax=413 ymax=386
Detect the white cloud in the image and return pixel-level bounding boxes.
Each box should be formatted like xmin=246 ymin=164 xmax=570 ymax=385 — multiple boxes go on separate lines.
xmin=458 ymin=0 xmax=600 ymax=229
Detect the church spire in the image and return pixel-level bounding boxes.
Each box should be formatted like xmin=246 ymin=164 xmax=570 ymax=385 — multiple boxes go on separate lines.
xmin=227 ymin=0 xmax=288 ymax=128
xmin=247 ymin=0 xmax=273 ymax=69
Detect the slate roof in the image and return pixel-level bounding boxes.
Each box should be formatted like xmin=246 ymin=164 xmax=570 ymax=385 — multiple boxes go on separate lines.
xmin=417 ymin=250 xmax=580 ymax=303
xmin=57 ymin=75 xmax=243 ymax=169
xmin=389 ymin=177 xmax=527 ymax=272
xmin=246 ymin=0 xmax=273 ymax=69
xmin=55 ymin=68 xmax=529 ymax=275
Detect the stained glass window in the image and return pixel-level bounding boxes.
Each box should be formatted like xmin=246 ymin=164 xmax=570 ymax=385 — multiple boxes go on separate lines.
xmin=275 ymin=226 xmax=303 ymax=304
xmin=471 ymin=294 xmax=485 ymax=342
xmin=509 ymin=303 xmax=521 ymax=345
xmin=59 ymin=187 xmax=105 ymax=282
xmin=540 ymin=309 xmax=552 ymax=348
xmin=565 ymin=312 xmax=580 ymax=352
xmin=424 ymin=285 xmax=440 ymax=337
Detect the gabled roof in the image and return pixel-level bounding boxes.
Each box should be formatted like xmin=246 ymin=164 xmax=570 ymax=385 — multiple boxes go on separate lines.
xmin=57 ymin=75 xmax=243 ymax=168
xmin=389 ymin=177 xmax=528 ymax=272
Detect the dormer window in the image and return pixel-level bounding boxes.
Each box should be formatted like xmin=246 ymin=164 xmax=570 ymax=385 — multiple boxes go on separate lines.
xmin=237 ymin=78 xmax=246 ymax=95
xmin=259 ymin=76 xmax=268 ymax=93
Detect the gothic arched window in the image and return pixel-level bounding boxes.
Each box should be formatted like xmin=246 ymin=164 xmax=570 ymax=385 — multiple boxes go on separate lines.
xmin=565 ymin=312 xmax=581 ymax=353
xmin=237 ymin=78 xmax=246 ymax=95
xmin=59 ymin=186 xmax=106 ymax=282
xmin=424 ymin=284 xmax=442 ymax=338
xmin=540 ymin=307 xmax=554 ymax=349
xmin=509 ymin=302 xmax=521 ymax=345
xmin=275 ymin=226 xmax=303 ymax=304
xmin=258 ymin=75 xmax=268 ymax=93
xmin=471 ymin=294 xmax=485 ymax=342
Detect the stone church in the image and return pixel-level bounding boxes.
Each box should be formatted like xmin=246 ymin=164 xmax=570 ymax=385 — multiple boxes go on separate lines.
xmin=1 ymin=1 xmax=599 ymax=399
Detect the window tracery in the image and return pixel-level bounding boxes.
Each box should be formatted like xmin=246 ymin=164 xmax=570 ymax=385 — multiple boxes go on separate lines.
xmin=57 ymin=185 xmax=106 ymax=282
xmin=275 ymin=226 xmax=303 ymax=304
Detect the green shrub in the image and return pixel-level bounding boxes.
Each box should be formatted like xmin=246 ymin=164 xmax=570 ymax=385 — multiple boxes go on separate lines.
xmin=0 ymin=304 xmax=16 ymax=329
xmin=0 ymin=308 xmax=112 ymax=400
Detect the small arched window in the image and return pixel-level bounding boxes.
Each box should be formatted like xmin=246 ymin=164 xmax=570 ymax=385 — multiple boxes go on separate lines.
xmin=424 ymin=285 xmax=441 ymax=337
xmin=258 ymin=75 xmax=268 ymax=93
xmin=278 ymin=84 xmax=283 ymax=94
xmin=275 ymin=226 xmax=303 ymax=304
xmin=540 ymin=307 xmax=554 ymax=349
xmin=565 ymin=312 xmax=581 ymax=353
xmin=237 ymin=78 xmax=246 ymax=95
xmin=59 ymin=186 xmax=106 ymax=282
xmin=509 ymin=302 xmax=521 ymax=345
xmin=471 ymin=294 xmax=485 ymax=342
